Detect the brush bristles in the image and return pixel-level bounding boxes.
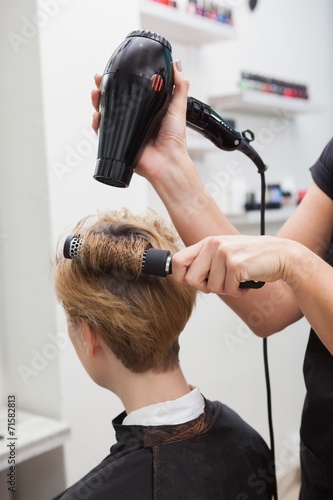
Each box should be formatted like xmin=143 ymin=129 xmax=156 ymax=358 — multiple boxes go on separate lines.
xmin=64 ymin=232 xmax=150 ymax=276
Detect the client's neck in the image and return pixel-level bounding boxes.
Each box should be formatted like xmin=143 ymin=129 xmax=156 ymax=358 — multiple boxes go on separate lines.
xmin=109 ymin=361 xmax=191 ymax=414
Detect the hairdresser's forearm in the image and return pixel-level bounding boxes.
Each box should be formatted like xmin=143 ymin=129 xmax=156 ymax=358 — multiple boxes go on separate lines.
xmin=151 ymin=156 xmax=239 ymax=244
xmin=284 ymin=243 xmax=333 ymax=354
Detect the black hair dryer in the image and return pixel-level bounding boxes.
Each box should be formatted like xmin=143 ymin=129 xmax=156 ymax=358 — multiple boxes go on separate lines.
xmin=94 ymin=30 xmax=267 ymax=188
xmin=94 ymin=30 xmax=174 ymax=188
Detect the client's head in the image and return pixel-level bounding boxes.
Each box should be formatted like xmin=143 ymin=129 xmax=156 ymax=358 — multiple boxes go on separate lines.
xmin=53 ymin=209 xmax=196 ymax=379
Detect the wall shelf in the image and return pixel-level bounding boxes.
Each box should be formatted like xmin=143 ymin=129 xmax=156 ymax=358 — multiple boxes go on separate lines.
xmin=139 ymin=1 xmax=236 ymax=45
xmin=227 ymin=206 xmax=296 ymax=227
xmin=209 ymin=90 xmax=323 ymax=116
xmin=0 ymin=409 xmax=70 ymax=471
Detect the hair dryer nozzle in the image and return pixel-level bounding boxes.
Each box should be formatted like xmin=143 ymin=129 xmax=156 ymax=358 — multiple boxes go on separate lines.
xmin=94 ymin=159 xmax=133 ymax=188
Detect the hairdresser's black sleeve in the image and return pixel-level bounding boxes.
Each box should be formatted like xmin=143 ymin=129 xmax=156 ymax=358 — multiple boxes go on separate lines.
xmin=310 ymin=137 xmax=333 ymax=200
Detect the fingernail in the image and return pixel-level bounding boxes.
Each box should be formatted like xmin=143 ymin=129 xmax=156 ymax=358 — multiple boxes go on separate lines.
xmin=175 ymin=60 xmax=182 ymax=72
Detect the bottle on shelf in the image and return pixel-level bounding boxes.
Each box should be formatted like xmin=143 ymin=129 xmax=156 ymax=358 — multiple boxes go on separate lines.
xmin=239 ymin=72 xmax=309 ymax=100
xmin=187 ymin=0 xmax=197 ymax=14
xmin=186 ymin=0 xmax=233 ymax=25
xmin=149 ymin=0 xmax=178 ymax=7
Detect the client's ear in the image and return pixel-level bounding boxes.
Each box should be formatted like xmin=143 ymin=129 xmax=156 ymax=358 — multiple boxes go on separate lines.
xmin=79 ymin=321 xmax=101 ymax=358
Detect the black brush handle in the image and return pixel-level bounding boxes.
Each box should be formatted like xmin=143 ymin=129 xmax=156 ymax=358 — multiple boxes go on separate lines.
xmin=142 ymin=248 xmax=172 ymax=277
xmin=239 ymin=280 xmax=265 ymax=289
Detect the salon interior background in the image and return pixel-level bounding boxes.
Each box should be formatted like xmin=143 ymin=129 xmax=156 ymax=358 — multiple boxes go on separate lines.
xmin=0 ymin=0 xmax=333 ymax=498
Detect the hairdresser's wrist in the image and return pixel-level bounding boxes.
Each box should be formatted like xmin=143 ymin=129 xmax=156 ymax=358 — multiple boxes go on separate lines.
xmin=149 ymin=153 xmax=205 ymax=204
xmin=151 ymin=154 xmax=241 ymax=241
xmin=282 ymin=240 xmax=319 ymax=289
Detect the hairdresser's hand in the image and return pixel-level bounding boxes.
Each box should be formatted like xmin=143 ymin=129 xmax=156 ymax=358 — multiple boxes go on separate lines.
xmin=91 ymin=61 xmax=193 ymax=185
xmin=172 ymin=235 xmax=296 ymax=296
xmin=91 ymin=74 xmax=102 ymax=134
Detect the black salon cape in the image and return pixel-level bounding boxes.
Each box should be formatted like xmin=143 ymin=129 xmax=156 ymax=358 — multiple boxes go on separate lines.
xmin=53 ymin=399 xmax=275 ymax=500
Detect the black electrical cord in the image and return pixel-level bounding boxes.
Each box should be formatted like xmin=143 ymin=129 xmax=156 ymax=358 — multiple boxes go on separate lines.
xmin=259 ymin=172 xmax=266 ymax=237
xmin=259 ymin=171 xmax=278 ymax=500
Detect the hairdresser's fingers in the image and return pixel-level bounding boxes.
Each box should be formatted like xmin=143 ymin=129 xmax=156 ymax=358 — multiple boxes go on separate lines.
xmin=146 ymin=60 xmax=189 ymax=150
xmin=92 ymin=75 xmax=102 ymax=111
xmin=172 ymin=241 xmax=206 ymax=284
xmin=173 ymin=237 xmax=248 ymax=296
xmin=172 ymin=240 xmax=226 ymax=293
xmin=91 ymin=74 xmax=102 ymax=133
xmin=168 ymin=60 xmax=190 ymax=118
xmin=92 ymin=111 xmax=100 ymax=135
xmin=201 ymin=237 xmax=260 ymax=295
xmin=91 ymin=89 xmax=101 ymax=112
xmin=209 ymin=255 xmax=248 ymax=296
xmin=94 ymin=74 xmax=102 ymax=89
xmin=183 ymin=243 xmax=230 ymax=294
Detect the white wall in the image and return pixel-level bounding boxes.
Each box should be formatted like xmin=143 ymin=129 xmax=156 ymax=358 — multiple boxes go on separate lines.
xmin=0 ymin=0 xmax=62 ymax=418
xmin=0 ymin=0 xmax=332 ymax=496
xmin=0 ymin=0 xmax=67 ymax=496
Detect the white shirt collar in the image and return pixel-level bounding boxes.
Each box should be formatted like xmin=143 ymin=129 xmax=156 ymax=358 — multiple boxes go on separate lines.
xmin=122 ymin=386 xmax=205 ymax=426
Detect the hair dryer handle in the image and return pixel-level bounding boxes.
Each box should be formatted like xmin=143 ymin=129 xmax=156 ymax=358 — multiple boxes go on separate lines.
xmin=186 ymin=96 xmax=267 ymax=174
xmin=186 ymin=96 xmax=243 ymax=151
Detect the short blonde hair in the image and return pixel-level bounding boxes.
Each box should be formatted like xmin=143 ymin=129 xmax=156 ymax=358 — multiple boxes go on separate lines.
xmin=54 ymin=209 xmax=196 ymax=373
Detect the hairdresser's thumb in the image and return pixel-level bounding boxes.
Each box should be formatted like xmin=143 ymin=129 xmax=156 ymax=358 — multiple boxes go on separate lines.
xmin=171 ymin=60 xmax=190 ymax=112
